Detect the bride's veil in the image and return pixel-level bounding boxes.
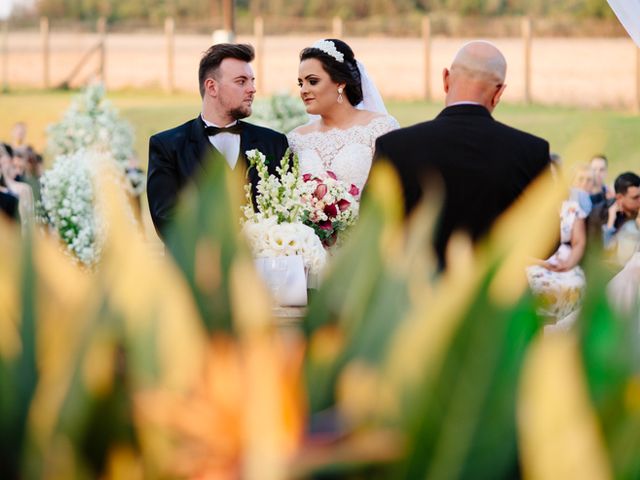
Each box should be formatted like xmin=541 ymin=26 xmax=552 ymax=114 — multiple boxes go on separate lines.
xmin=355 ymin=60 xmax=388 ymax=115
xmin=607 ymin=0 xmax=640 ymax=47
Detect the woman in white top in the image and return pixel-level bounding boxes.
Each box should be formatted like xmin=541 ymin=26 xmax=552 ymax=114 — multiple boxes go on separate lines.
xmin=287 ymin=39 xmax=399 ymax=198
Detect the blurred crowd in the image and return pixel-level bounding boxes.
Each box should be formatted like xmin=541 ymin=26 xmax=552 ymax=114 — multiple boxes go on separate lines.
xmin=0 ymin=122 xmax=43 ymax=226
xmin=527 ymin=153 xmax=640 ymax=324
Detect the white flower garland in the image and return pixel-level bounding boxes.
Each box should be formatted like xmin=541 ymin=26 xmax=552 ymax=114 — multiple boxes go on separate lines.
xmin=40 ymin=149 xmax=105 ymax=266
xmin=47 ymin=83 xmax=145 ymax=196
xmin=40 ymin=148 xmax=138 ymax=267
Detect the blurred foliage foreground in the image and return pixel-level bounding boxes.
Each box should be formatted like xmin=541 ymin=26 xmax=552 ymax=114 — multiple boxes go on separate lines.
xmin=1 ymin=157 xmax=639 ymax=480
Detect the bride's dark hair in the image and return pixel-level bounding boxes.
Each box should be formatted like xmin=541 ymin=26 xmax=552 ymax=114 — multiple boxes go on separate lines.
xmin=300 ymin=39 xmax=363 ymax=106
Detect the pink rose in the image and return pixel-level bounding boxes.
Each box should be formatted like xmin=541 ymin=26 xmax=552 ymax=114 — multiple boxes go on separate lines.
xmin=324 ymin=203 xmax=338 ymax=218
xmin=315 ymin=183 xmax=328 ymax=199
xmin=349 ymin=184 xmax=360 ymax=196
xmin=302 ymin=173 xmax=313 ymax=182
xmin=326 ymin=171 xmax=338 ymax=180
xmin=337 ymin=199 xmax=351 ymax=211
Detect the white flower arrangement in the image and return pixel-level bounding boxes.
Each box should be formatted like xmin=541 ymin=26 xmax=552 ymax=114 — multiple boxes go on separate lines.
xmin=40 ymin=149 xmax=105 ymax=266
xmin=40 ymin=148 xmax=137 ymax=267
xmin=242 ymin=217 xmax=327 ymax=277
xmin=311 ymin=39 xmax=345 ymax=63
xmin=46 ymin=83 xmax=145 ymax=196
xmin=242 ymin=149 xmax=327 ymax=276
xmin=251 ymin=93 xmax=309 ymax=133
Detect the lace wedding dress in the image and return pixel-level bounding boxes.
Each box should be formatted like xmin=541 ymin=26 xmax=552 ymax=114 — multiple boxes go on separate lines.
xmin=287 ymin=115 xmax=399 ymax=196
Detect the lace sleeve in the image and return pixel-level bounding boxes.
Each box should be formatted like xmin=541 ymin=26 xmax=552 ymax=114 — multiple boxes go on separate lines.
xmin=371 ymin=115 xmax=400 ymax=138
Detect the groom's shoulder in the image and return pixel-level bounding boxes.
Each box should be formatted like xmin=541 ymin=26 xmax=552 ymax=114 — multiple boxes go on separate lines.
xmin=151 ymin=118 xmax=196 ymax=143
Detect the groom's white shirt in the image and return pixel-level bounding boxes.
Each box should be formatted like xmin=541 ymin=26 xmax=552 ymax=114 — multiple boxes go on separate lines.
xmin=201 ymin=114 xmax=240 ymax=169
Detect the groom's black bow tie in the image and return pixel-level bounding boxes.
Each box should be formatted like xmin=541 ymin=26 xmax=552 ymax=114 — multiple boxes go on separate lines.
xmin=204 ymin=124 xmax=243 ymax=136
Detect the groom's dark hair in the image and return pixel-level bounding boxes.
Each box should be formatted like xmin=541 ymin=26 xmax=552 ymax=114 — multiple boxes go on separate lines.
xmin=199 ymin=43 xmax=255 ymax=97
xmin=301 ymin=39 xmax=363 ymax=106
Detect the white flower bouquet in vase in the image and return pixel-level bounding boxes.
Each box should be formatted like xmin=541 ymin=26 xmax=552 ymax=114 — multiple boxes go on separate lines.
xmin=242 ymin=149 xmax=327 ymax=306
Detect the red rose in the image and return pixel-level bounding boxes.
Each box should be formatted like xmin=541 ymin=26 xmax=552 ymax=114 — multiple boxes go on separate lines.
xmin=326 ymin=171 xmax=338 ymax=180
xmin=302 ymin=173 xmax=312 ymax=182
xmin=337 ymin=199 xmax=351 ymax=211
xmin=314 ymin=183 xmax=328 ymax=199
xmin=349 ymin=184 xmax=360 ymax=196
xmin=319 ymin=220 xmax=333 ymax=231
xmin=324 ymin=203 xmax=338 ymax=218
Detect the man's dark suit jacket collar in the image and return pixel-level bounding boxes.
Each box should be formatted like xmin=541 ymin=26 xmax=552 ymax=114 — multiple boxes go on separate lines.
xmin=438 ymin=103 xmax=493 ymax=119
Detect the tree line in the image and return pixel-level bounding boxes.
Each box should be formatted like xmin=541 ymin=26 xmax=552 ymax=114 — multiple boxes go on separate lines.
xmin=33 ymin=0 xmax=615 ymax=23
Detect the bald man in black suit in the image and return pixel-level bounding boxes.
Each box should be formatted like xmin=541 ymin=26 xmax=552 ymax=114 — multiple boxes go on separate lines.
xmin=375 ymin=41 xmax=549 ymax=269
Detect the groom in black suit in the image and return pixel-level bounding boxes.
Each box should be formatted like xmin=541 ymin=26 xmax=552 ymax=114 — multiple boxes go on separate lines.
xmin=375 ymin=41 xmax=549 ymax=269
xmin=147 ymin=43 xmax=289 ymax=238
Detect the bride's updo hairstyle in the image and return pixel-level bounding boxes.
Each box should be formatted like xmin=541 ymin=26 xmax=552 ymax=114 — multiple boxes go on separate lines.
xmin=300 ymin=39 xmax=363 ymax=106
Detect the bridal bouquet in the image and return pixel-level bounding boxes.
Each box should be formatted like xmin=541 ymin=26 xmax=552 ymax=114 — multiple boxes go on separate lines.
xmin=300 ymin=171 xmax=359 ymax=247
xmin=242 ymin=149 xmax=327 ymax=277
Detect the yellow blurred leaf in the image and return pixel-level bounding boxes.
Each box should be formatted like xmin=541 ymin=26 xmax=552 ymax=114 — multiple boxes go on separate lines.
xmin=105 ymin=445 xmax=144 ymax=480
xmin=518 ymin=333 xmax=612 ymax=480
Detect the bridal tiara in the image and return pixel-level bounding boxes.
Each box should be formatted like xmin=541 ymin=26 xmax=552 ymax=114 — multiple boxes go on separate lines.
xmin=311 ymin=39 xmax=344 ymax=63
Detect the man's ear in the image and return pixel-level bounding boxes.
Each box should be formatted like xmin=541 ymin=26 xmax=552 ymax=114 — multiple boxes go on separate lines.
xmin=491 ymin=83 xmax=506 ymax=108
xmin=204 ymin=77 xmax=217 ymax=97
xmin=442 ymin=68 xmax=450 ymax=93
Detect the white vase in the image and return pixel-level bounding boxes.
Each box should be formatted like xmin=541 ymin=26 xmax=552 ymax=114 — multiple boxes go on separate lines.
xmin=255 ymin=255 xmax=308 ymax=306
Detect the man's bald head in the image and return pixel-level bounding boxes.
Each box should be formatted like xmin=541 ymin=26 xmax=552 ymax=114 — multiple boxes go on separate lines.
xmin=451 ymin=41 xmax=506 ymax=84
xmin=443 ymin=41 xmax=507 ymax=111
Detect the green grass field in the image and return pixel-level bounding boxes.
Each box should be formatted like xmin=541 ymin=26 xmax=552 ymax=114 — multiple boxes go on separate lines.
xmin=1 ymin=90 xmax=638 ymax=177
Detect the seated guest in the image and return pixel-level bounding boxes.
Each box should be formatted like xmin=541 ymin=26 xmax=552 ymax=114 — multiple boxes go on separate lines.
xmin=12 ymin=146 xmax=28 ymax=182
xmin=602 ymin=172 xmax=640 ymax=249
xmin=19 ymin=146 xmax=43 ymax=206
xmin=0 ymin=187 xmax=19 ymax=222
xmin=588 ymin=171 xmax=640 ymax=254
xmin=0 ymin=143 xmax=34 ymax=226
xmin=527 ymin=165 xmax=594 ymax=322
xmin=589 ymin=154 xmax=613 ymax=207
xmin=11 ymin=121 xmax=27 ymax=148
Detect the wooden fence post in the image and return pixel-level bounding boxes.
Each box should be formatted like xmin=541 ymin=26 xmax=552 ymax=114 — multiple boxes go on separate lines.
xmin=1 ymin=20 xmax=8 ymax=92
xmin=97 ymin=17 xmax=107 ymax=85
xmin=254 ymin=16 xmax=264 ymax=93
xmin=332 ymin=16 xmax=343 ymax=38
xmin=522 ymin=17 xmax=532 ymax=104
xmin=165 ymin=17 xmax=175 ymax=94
xmin=41 ymin=17 xmax=50 ymax=89
xmin=422 ymin=16 xmax=431 ymax=101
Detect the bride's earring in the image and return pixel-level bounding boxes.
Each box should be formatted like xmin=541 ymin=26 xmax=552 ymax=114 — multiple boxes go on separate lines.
xmin=337 ymin=87 xmax=344 ymax=104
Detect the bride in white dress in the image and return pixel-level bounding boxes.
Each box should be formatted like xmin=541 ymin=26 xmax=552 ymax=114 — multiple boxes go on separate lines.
xmin=287 ymin=39 xmax=399 ymax=197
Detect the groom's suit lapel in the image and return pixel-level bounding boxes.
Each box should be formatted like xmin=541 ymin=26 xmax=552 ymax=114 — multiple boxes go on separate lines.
xmin=187 ymin=117 xmax=225 ymax=177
